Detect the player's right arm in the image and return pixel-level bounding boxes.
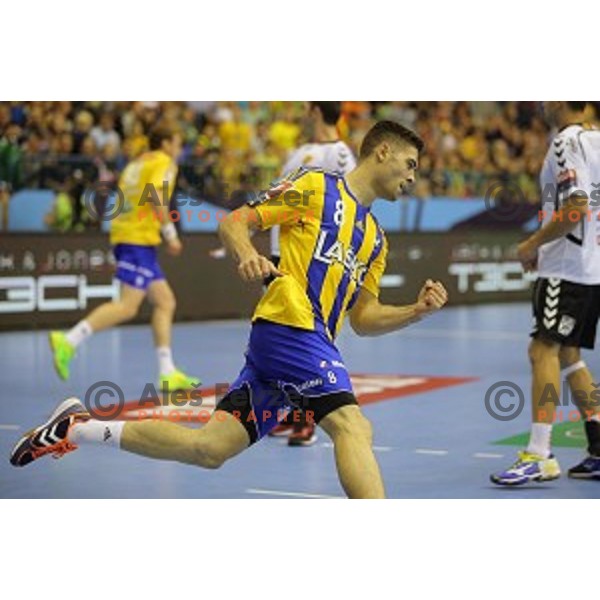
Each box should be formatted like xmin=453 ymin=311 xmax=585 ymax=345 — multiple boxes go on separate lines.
xmin=518 ymin=132 xmax=590 ymax=271
xmin=159 ymin=201 xmax=183 ymax=256
xmin=518 ymin=193 xmax=589 ymax=271
xmin=218 ymin=205 xmax=282 ymax=282
xmin=219 ymin=170 xmax=316 ymax=282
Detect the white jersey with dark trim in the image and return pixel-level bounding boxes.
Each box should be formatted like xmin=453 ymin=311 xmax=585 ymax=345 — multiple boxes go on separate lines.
xmin=538 ymin=124 xmax=600 ymax=285
xmin=281 ymin=141 xmax=356 ymax=177
xmin=270 ymin=141 xmax=357 ymax=256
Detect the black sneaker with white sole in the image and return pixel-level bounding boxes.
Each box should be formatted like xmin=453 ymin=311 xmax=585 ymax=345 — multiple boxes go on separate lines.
xmin=10 ymin=397 xmax=90 ymax=467
xmin=568 ymin=455 xmax=600 ymax=479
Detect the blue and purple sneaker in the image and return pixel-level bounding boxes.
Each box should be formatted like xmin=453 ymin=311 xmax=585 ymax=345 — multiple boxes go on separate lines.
xmin=490 ymin=451 xmax=561 ymax=486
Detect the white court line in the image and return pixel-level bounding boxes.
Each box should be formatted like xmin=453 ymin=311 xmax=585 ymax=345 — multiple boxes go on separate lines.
xmin=401 ymin=328 xmax=524 ymax=342
xmin=321 ymin=442 xmax=393 ymax=452
xmin=414 ymin=448 xmax=449 ymax=456
xmin=473 ymin=452 xmax=505 ymax=459
xmin=246 ymin=488 xmax=343 ymax=499
xmin=323 ymin=443 xmax=505 ymax=459
xmin=0 ymin=425 xmax=20 ymax=431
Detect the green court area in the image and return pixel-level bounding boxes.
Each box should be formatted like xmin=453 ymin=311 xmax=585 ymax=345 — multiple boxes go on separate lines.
xmin=494 ymin=420 xmax=586 ymax=449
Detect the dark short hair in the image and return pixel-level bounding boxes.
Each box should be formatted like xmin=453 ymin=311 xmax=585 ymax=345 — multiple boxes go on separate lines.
xmin=359 ymin=120 xmax=424 ymax=160
xmin=148 ymin=121 xmax=181 ymax=150
xmin=310 ymin=101 xmax=342 ymax=126
xmin=565 ymin=101 xmax=588 ymax=113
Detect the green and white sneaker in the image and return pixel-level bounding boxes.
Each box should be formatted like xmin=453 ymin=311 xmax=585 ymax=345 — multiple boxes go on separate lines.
xmin=49 ymin=331 xmax=75 ymax=381
xmin=159 ymin=369 xmax=201 ymax=392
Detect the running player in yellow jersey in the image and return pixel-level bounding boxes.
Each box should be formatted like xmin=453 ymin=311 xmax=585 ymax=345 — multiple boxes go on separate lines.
xmin=48 ymin=122 xmax=199 ymax=390
xmin=12 ymin=121 xmax=447 ymax=499
xmin=267 ymin=100 xmax=357 ymax=445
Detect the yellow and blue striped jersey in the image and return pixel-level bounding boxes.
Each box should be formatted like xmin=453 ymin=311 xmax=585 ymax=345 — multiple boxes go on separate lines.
xmin=252 ymin=169 xmax=388 ymax=340
xmin=110 ymin=150 xmax=177 ymax=247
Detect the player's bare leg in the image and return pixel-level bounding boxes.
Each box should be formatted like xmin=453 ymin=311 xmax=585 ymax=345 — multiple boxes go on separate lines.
xmin=491 ymin=337 xmax=562 ymax=485
xmin=529 ymin=337 xmax=561 ymax=425
xmin=319 ymin=405 xmax=385 ymax=499
xmin=10 ymin=399 xmax=250 ymax=470
xmin=86 ymin=283 xmax=146 ymax=331
xmin=559 ymin=346 xmax=600 ymax=477
xmin=120 ymin=410 xmax=249 ymax=467
xmin=559 ymin=346 xmax=600 ymax=419
xmin=49 ymin=284 xmax=146 ymax=380
xmin=148 ymin=279 xmax=176 ymax=348
xmin=147 ymin=279 xmax=199 ymax=388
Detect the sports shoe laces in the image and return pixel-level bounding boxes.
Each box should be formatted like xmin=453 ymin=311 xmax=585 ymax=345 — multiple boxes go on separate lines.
xmin=31 ymin=438 xmax=79 ymax=460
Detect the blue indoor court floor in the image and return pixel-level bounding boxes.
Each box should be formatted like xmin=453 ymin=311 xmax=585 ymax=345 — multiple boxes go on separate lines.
xmin=1 ymin=303 xmax=599 ymax=499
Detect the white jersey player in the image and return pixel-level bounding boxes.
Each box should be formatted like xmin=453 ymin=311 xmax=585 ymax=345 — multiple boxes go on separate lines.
xmin=270 ymin=114 xmax=356 ymax=260
xmin=492 ymin=102 xmax=600 ymax=486
xmin=538 ymin=123 xmax=600 ymax=285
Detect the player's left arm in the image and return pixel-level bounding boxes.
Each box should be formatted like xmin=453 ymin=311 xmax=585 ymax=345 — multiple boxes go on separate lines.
xmin=350 ymin=280 xmax=448 ymax=337
xmin=154 ymin=162 xmax=182 ymax=256
xmin=349 ymin=234 xmax=447 ymax=336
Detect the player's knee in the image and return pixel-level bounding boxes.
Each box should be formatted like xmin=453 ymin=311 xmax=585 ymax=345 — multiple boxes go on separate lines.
xmin=156 ymin=292 xmax=176 ymax=313
xmin=192 ymin=437 xmax=226 ymax=470
xmin=528 ymin=338 xmax=558 ymax=366
xmin=200 ymin=454 xmax=225 ymax=470
xmin=164 ymin=295 xmax=176 ymax=314
xmin=559 ymin=345 xmax=580 ymax=368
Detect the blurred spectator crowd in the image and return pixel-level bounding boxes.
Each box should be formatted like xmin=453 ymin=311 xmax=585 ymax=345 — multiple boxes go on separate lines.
xmin=2 ymin=101 xmax=597 ymax=231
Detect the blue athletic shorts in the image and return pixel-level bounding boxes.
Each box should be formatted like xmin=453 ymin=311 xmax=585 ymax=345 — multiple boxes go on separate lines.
xmin=215 ymin=319 xmax=358 ymax=443
xmin=113 ymin=244 xmax=165 ymax=291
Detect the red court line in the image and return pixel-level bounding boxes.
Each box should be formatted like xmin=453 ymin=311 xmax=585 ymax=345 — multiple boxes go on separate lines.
xmin=113 ymin=374 xmax=478 ymax=421
xmin=352 ymin=374 xmax=478 ymax=406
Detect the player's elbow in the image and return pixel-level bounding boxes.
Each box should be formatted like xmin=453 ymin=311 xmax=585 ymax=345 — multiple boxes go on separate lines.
xmin=350 ymin=293 xmax=380 ymax=337
xmin=566 ymin=193 xmax=589 ymax=214
xmin=217 ymin=211 xmax=239 ymax=245
xmin=217 ymin=212 xmax=233 ymax=240
xmin=217 ymin=212 xmax=229 ymax=228
xmin=218 ymin=207 xmax=258 ymax=241
xmin=350 ymin=311 xmax=371 ymax=337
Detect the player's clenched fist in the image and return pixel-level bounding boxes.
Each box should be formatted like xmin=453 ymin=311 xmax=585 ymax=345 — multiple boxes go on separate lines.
xmin=416 ymin=279 xmax=448 ymax=315
xmin=238 ymin=253 xmax=283 ymax=282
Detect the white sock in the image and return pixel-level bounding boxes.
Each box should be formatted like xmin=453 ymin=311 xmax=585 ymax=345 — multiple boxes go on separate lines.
xmin=70 ymin=420 xmax=124 ymax=448
xmin=157 ymin=346 xmax=176 ymax=375
xmin=527 ymin=423 xmax=553 ymax=458
xmin=65 ymin=320 xmax=93 ymax=348
xmin=562 ymin=361 xmax=586 ymax=378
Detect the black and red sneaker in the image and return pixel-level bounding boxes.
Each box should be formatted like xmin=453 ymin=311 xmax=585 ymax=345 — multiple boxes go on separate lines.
xmin=288 ymin=422 xmax=317 ymax=447
xmin=10 ymin=397 xmax=90 ymax=467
